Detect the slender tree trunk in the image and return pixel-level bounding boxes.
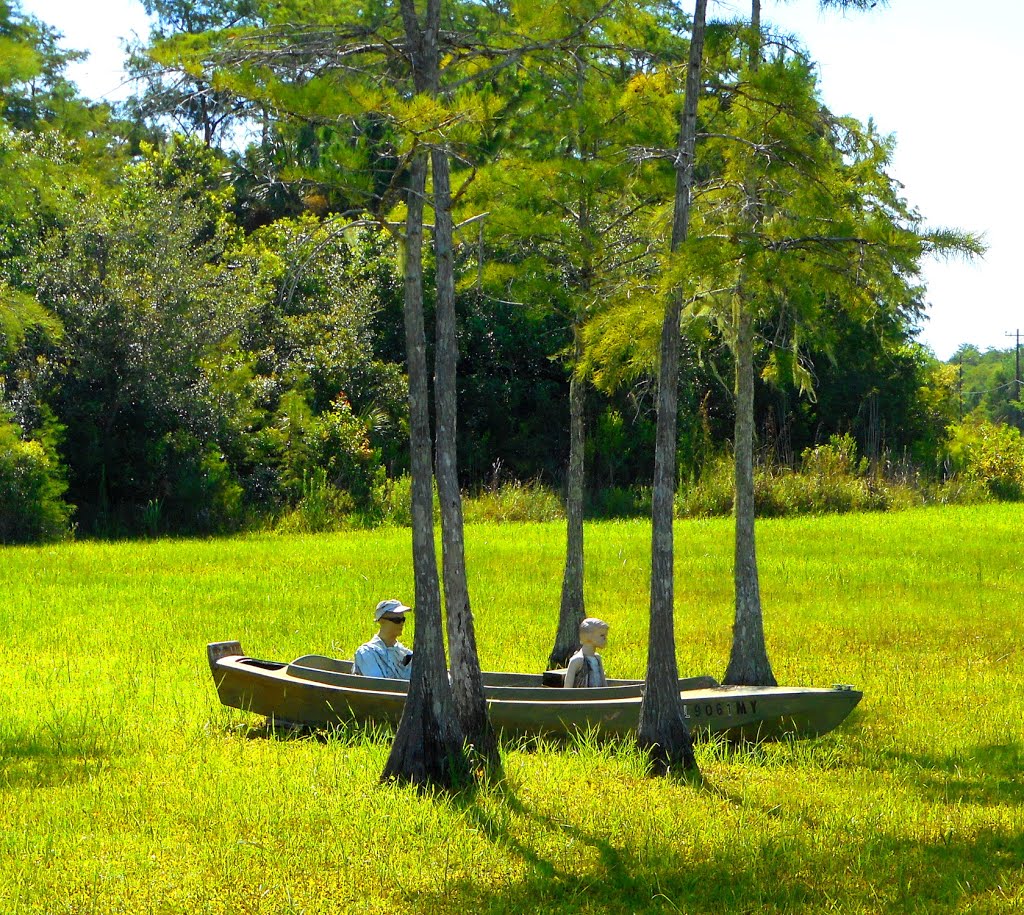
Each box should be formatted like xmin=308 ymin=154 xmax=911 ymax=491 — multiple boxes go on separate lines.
xmin=549 ymin=54 xmax=591 ymax=670
xmin=637 ymin=0 xmax=708 ymax=777
xmin=722 ymin=0 xmax=776 ymax=687
xmin=431 ymin=143 xmax=500 ymax=770
xmin=549 ymin=327 xmax=586 ymax=669
xmin=723 ymin=302 xmax=776 ymax=686
xmin=750 ymin=0 xmax=761 ymax=69
xmin=383 ymin=0 xmax=469 ymax=789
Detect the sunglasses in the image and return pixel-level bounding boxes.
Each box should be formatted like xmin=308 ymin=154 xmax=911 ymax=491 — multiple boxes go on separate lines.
xmin=381 ymin=615 xmax=407 ymax=624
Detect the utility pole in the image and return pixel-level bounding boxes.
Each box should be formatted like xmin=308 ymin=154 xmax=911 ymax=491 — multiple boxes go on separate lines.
xmin=1007 ymin=329 xmax=1022 ymax=430
xmin=958 ymin=352 xmax=963 ymax=421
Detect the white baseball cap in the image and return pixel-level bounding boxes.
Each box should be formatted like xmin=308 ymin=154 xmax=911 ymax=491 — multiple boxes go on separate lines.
xmin=374 ymin=599 xmax=412 ymax=621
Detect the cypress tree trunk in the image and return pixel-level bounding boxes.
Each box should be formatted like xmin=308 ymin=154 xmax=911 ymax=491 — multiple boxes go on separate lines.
xmin=383 ymin=0 xmax=469 ymax=789
xmin=549 ymin=55 xmax=591 ymax=671
xmin=549 ymin=328 xmax=586 ymax=670
xmin=722 ymin=0 xmax=776 ymax=688
xmin=639 ymin=292 xmax=696 ymax=775
xmin=723 ymin=303 xmax=776 ymax=686
xmin=637 ymin=0 xmax=708 ymax=776
xmin=431 ymin=142 xmax=500 ymax=771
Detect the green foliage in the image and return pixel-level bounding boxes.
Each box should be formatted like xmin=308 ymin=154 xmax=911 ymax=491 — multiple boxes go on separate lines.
xmin=24 ymin=138 xmax=254 ymax=534
xmin=0 ymin=409 xmax=71 ymax=542
xmin=462 ymin=480 xmax=564 ymax=525
xmin=0 ymin=279 xmax=61 ymax=355
xmin=944 ymin=418 xmax=1024 ymax=500
xmin=949 ymin=344 xmax=1023 ymax=427
xmin=587 ymin=485 xmax=652 ymax=519
xmin=124 ymin=0 xmax=260 ymax=147
xmin=158 ymin=431 xmax=246 ymax=534
xmin=275 ymin=467 xmax=355 ymax=533
xmin=373 ymin=473 xmax=414 ymax=528
xmin=276 ymin=393 xmax=383 ymax=510
xmin=680 ymin=436 xmax=926 ymax=519
xmin=0 ymin=0 xmax=994 ymax=542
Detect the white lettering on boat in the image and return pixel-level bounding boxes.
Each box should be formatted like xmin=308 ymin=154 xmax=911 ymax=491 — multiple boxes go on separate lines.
xmin=682 ymin=699 xmax=758 ymax=719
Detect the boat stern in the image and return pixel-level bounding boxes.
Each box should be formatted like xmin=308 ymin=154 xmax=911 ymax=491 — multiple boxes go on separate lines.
xmin=207 ymin=640 xmax=243 ymax=674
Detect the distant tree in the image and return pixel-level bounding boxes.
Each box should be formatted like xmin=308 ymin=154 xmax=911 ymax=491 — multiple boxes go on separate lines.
xmin=462 ymin=0 xmax=688 ymax=669
xmin=126 ymin=0 xmax=259 ymax=146
xmin=0 ymin=0 xmax=82 ymax=128
xmin=0 ymin=1 xmax=127 ymax=152
xmin=23 ymin=139 xmax=255 ymax=533
xmin=953 ymin=344 xmax=1022 ymax=428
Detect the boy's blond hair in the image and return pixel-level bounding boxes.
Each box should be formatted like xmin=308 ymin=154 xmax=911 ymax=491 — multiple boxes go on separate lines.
xmin=579 ymin=617 xmax=609 ymax=638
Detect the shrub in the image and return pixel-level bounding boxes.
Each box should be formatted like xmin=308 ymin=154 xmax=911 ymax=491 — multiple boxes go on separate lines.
xmin=277 ymin=394 xmax=385 ymax=515
xmin=276 ymin=468 xmax=355 ymax=533
xmin=0 ymin=417 xmax=73 ymax=543
xmin=463 ymin=480 xmax=564 ymax=524
xmin=944 ymin=419 xmax=1024 ymax=500
xmin=801 ymin=432 xmax=866 ymax=478
xmin=928 ymin=476 xmax=991 ymax=506
xmin=588 ymin=486 xmax=651 ymax=519
xmin=677 ymin=436 xmax=924 ymax=519
xmin=679 ymin=455 xmax=735 ymax=518
xmin=372 ymin=474 xmax=442 ymax=528
xmin=306 ymin=396 xmax=384 ymax=507
xmin=157 ymin=432 xmax=245 ymax=534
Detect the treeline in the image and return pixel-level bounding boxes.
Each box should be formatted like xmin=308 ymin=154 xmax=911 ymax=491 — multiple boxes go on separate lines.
xmin=1 ymin=0 xmax=1020 ymax=544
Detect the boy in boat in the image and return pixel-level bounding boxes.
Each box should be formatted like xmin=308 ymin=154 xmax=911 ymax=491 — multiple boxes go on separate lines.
xmin=564 ymin=617 xmax=609 ymax=688
xmin=352 ymin=599 xmax=413 ymax=680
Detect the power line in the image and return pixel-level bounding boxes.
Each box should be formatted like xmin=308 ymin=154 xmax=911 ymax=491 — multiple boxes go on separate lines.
xmin=1006 ymin=329 xmax=1022 ymax=430
xmin=962 ymin=380 xmax=1019 ymax=397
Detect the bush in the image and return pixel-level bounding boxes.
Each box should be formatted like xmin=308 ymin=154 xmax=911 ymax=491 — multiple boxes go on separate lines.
xmin=277 ymin=394 xmax=385 ymax=516
xmin=928 ymin=476 xmax=991 ymax=506
xmin=679 ymin=455 xmax=735 ymax=518
xmin=0 ymin=418 xmax=73 ymax=543
xmin=157 ymin=432 xmax=245 ymax=535
xmin=306 ymin=396 xmax=384 ymax=507
xmin=372 ymin=474 xmax=442 ymax=528
xmin=678 ymin=436 xmax=924 ymax=519
xmin=588 ymin=486 xmax=651 ymax=519
xmin=462 ymin=480 xmax=564 ymax=524
xmin=373 ymin=473 xmax=413 ymax=527
xmin=276 ymin=468 xmax=356 ymax=533
xmin=944 ymin=419 xmax=1024 ymax=501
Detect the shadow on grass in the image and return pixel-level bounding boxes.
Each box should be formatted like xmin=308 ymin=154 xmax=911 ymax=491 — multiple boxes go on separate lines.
xmin=0 ymin=725 xmax=112 ymax=789
xmin=232 ymin=715 xmax=396 ymax=748
xmin=423 ymin=780 xmax=1024 ymax=914
xmin=873 ymin=741 xmax=1024 ymax=807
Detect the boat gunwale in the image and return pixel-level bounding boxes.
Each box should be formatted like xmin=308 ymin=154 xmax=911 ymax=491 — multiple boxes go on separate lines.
xmin=215 ymin=653 xmax=862 ymax=705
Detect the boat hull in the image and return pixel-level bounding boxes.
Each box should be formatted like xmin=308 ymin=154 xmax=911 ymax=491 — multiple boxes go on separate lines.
xmin=207 ymin=642 xmax=861 ymax=742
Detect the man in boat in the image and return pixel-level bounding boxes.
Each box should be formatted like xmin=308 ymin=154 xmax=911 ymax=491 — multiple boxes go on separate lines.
xmin=352 ymin=599 xmax=413 ymax=680
xmin=564 ymin=617 xmax=609 ymax=688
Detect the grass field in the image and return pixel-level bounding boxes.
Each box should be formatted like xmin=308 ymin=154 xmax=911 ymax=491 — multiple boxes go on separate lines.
xmin=1 ymin=504 xmax=1022 ymax=913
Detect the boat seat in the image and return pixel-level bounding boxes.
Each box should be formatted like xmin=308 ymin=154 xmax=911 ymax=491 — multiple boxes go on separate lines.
xmin=290 ymin=654 xmax=354 ymax=674
xmin=542 ymin=669 xmax=567 ymax=687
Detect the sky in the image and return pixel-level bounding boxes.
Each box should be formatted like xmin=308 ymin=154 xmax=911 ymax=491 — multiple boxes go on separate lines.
xmin=18 ymin=0 xmax=1024 ymax=360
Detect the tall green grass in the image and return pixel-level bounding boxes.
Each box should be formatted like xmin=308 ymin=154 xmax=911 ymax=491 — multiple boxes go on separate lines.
xmin=1 ymin=505 xmax=1022 ymax=913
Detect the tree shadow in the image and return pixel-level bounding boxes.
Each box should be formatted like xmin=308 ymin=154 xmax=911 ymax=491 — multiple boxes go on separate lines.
xmin=226 ymin=715 xmax=395 ymax=747
xmin=417 ymin=780 xmax=1024 ymax=913
xmin=0 ymin=727 xmax=111 ymax=789
xmin=871 ymin=741 xmax=1024 ymax=807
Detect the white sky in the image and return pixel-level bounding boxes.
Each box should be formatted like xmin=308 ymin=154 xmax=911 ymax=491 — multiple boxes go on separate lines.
xmin=18 ymin=0 xmax=1024 ymax=360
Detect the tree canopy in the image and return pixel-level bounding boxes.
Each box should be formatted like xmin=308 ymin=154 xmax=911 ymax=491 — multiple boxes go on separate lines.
xmin=0 ymin=0 xmax=991 ymax=549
